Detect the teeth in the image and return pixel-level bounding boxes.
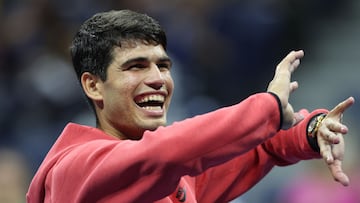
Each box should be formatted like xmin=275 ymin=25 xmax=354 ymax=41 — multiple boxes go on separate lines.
xmin=142 ymin=106 xmax=162 ymax=110
xmin=137 ymin=95 xmax=164 ymax=103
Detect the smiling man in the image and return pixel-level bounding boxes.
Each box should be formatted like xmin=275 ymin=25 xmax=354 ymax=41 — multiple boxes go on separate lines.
xmin=27 ymin=10 xmax=355 ymax=203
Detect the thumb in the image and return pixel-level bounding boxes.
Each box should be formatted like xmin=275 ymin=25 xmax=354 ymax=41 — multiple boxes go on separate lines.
xmin=328 ymin=97 xmax=355 ymax=117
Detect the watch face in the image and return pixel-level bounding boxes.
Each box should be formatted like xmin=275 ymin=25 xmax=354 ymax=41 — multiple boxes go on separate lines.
xmin=308 ymin=120 xmax=316 ymax=131
xmin=307 ymin=117 xmax=318 ymax=136
xmin=307 ymin=114 xmax=326 ymax=137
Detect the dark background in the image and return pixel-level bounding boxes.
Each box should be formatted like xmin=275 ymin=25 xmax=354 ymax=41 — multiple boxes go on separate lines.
xmin=1 ymin=1 xmax=359 ymax=202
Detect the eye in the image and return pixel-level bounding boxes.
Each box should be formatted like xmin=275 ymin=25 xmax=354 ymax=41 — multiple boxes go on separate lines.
xmin=127 ymin=63 xmax=146 ymax=70
xmin=157 ymin=63 xmax=171 ymax=71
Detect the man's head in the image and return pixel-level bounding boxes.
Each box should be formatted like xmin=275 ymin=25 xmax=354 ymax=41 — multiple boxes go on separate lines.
xmin=70 ymin=10 xmax=174 ymax=139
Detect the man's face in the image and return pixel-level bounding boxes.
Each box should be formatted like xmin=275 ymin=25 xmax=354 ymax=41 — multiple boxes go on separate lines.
xmin=95 ymin=42 xmax=174 ymax=139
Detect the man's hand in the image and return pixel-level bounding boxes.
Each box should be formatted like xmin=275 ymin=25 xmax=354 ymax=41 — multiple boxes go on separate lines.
xmin=267 ymin=50 xmax=304 ymax=129
xmin=317 ymin=97 xmax=355 ymax=186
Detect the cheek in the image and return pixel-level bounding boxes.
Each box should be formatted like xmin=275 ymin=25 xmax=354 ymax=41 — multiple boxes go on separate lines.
xmin=105 ymin=91 xmax=131 ymax=121
xmin=165 ymin=74 xmax=174 ymax=92
xmin=103 ymin=81 xmax=132 ymax=109
xmin=165 ymin=76 xmax=174 ymax=106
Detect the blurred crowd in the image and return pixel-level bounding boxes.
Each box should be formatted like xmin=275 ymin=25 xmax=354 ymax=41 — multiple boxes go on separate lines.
xmin=1 ymin=0 xmax=359 ymax=202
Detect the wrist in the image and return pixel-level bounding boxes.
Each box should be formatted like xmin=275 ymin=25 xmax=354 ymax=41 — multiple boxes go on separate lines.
xmin=267 ymin=92 xmax=283 ymax=131
xmin=306 ymin=113 xmax=326 ymax=153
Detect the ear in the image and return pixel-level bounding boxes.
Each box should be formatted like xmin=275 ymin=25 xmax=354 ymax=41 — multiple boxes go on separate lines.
xmin=81 ymin=72 xmax=103 ymax=101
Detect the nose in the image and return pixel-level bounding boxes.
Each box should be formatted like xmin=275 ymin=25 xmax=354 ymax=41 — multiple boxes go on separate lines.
xmin=144 ymin=63 xmax=165 ymax=90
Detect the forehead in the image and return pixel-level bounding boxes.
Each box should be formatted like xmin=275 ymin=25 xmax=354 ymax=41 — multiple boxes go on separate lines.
xmin=112 ymin=41 xmax=168 ymax=62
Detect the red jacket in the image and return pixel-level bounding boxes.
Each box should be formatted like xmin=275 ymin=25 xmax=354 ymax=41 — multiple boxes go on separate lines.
xmin=27 ymin=93 xmax=325 ymax=202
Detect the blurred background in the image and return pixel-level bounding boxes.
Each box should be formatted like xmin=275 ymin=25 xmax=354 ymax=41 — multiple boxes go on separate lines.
xmin=0 ymin=0 xmax=359 ymax=202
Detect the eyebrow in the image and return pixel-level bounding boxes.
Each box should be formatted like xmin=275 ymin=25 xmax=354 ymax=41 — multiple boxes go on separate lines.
xmin=158 ymin=57 xmax=173 ymax=66
xmin=121 ymin=56 xmax=172 ymax=68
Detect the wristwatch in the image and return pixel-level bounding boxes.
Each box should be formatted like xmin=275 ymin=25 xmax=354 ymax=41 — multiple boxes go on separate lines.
xmin=307 ymin=113 xmax=326 ymax=153
xmin=307 ymin=113 xmax=326 ymax=137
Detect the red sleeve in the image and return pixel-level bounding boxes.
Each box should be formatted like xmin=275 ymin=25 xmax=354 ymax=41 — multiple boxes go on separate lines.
xmin=29 ymin=93 xmax=284 ymax=202
xmin=194 ymin=109 xmax=328 ymax=202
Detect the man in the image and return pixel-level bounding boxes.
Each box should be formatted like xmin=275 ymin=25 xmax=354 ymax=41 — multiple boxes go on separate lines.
xmin=27 ymin=10 xmax=355 ymax=203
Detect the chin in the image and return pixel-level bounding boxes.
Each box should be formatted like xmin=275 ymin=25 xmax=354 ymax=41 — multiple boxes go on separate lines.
xmin=146 ymin=120 xmax=166 ymax=131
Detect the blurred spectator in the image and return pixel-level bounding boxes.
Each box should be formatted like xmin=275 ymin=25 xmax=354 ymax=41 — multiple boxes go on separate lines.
xmin=0 ymin=148 xmax=31 ymax=203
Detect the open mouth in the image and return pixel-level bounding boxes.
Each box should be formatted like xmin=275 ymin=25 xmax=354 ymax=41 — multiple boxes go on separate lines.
xmin=135 ymin=94 xmax=165 ymax=111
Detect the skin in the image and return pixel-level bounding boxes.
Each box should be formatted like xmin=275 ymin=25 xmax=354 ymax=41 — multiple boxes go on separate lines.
xmin=81 ymin=42 xmax=174 ymax=140
xmin=267 ymin=50 xmax=355 ymax=186
xmin=83 ymin=45 xmax=354 ymax=186
xmin=317 ymin=97 xmax=355 ymax=186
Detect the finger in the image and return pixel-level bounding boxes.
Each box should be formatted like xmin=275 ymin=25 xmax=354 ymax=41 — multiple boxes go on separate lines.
xmin=290 ymin=59 xmax=300 ymax=72
xmin=318 ymin=139 xmax=334 ymax=163
xmin=328 ymin=97 xmax=355 ymax=117
xmin=328 ymin=160 xmax=350 ymax=186
xmin=285 ymin=50 xmax=304 ymax=65
xmin=318 ymin=124 xmax=344 ymax=144
xmin=324 ymin=121 xmax=349 ymax=135
xmin=289 ymin=81 xmax=299 ymax=93
xmin=277 ymin=50 xmax=304 ymax=74
xmin=331 ymin=134 xmax=345 ymax=160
